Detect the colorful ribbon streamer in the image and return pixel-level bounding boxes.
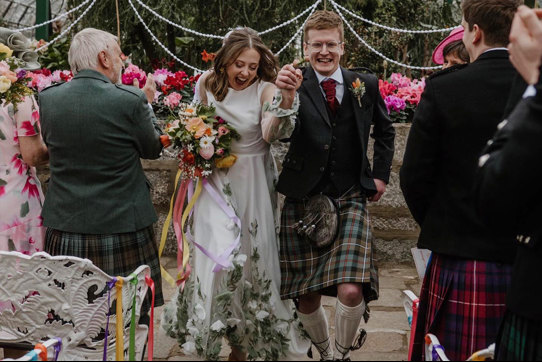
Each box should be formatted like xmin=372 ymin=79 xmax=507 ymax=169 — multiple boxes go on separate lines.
xmin=53 ymin=338 xmax=62 ymax=361
xmin=115 ymin=277 xmax=124 ymax=361
xmin=159 ymin=172 xmax=243 ymax=288
xmin=158 ymin=169 xmax=182 ymax=287
xmin=34 ymin=343 xmax=47 ymax=361
xmin=129 ymin=275 xmax=138 ymax=361
xmin=103 ymin=277 xmax=117 ymax=361
xmin=145 ymin=275 xmax=155 ymax=361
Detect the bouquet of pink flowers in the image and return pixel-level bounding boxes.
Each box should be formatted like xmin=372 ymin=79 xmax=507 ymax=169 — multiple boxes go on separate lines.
xmin=379 ymin=73 xmax=426 ymax=123
xmin=0 ymin=43 xmax=34 ymax=110
xmin=162 ymin=103 xmax=240 ymax=180
xmin=26 ymin=68 xmax=73 ymax=92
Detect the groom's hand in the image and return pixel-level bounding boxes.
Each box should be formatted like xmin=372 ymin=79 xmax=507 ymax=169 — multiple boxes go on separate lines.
xmin=276 ymin=61 xmax=303 ymax=109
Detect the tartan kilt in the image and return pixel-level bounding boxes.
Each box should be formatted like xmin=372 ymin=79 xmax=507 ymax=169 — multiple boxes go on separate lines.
xmin=411 ymin=253 xmax=512 ymax=361
xmin=496 ymin=310 xmax=542 ymax=361
xmin=279 ymin=188 xmax=379 ymax=302
xmin=44 ymin=226 xmax=164 ymax=309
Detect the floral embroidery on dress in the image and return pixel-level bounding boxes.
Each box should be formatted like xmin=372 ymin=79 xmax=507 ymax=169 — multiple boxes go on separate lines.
xmin=162 ymin=248 xmax=299 ymax=361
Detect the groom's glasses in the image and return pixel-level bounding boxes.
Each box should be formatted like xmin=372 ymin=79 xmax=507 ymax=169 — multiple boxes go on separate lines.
xmin=305 ymin=41 xmax=343 ymax=52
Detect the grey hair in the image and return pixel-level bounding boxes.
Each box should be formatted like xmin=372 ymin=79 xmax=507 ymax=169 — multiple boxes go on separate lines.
xmin=68 ymin=28 xmax=118 ymax=74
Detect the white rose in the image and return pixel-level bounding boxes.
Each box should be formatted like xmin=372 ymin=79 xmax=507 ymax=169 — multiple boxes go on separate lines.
xmin=256 ymin=311 xmax=270 ymax=321
xmin=275 ymin=321 xmax=289 ymax=335
xmin=248 ymin=300 xmax=258 ymax=310
xmin=210 ymin=320 xmax=226 ymax=332
xmin=182 ymin=341 xmax=196 ymax=354
xmin=187 ymin=326 xmax=199 ymax=336
xmin=194 ymin=304 xmax=206 ymax=321
xmin=0 ymin=76 xmax=11 ymax=93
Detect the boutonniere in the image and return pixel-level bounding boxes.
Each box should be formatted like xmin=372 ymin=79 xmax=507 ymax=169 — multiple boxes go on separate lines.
xmin=350 ymin=78 xmax=366 ymax=108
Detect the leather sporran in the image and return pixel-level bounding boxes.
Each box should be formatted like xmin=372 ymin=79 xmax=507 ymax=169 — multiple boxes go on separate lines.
xmin=293 ymin=194 xmax=340 ymax=248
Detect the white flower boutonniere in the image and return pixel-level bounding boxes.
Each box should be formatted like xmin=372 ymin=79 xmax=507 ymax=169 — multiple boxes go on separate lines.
xmin=350 ymin=78 xmax=366 ymax=108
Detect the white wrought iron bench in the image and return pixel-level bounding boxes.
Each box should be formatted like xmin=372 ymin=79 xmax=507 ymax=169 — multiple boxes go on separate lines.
xmin=0 ymin=251 xmax=150 ymax=361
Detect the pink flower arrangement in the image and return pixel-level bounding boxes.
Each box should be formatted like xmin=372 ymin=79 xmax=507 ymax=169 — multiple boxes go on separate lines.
xmin=379 ymin=73 xmax=426 ymax=123
xmin=163 ymin=92 xmax=182 ymax=109
xmin=26 ymin=69 xmax=73 ymax=92
xmin=122 ymin=64 xmax=147 ymax=88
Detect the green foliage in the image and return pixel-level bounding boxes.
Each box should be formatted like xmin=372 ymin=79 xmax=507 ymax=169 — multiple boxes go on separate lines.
xmin=65 ymin=0 xmax=461 ymax=77
xmin=38 ymin=36 xmax=71 ymax=71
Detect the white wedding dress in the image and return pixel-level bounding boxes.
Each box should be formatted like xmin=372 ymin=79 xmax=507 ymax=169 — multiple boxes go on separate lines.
xmin=161 ymin=79 xmax=310 ymax=360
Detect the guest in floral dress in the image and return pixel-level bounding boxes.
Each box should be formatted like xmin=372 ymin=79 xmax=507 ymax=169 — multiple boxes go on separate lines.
xmin=0 ymin=95 xmax=48 ymax=254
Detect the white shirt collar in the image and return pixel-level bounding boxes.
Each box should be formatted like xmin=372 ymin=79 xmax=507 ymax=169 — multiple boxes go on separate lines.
xmin=483 ymin=47 xmax=509 ymax=54
xmin=315 ymin=67 xmax=344 ymax=85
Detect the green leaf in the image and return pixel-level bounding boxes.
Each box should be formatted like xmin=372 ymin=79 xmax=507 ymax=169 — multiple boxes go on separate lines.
xmin=20 ymin=201 xmax=30 ymax=218
xmin=0 ymin=179 xmax=6 ymax=187
xmin=175 ymin=37 xmax=195 ymax=47
xmin=0 ymin=128 xmax=5 ymax=140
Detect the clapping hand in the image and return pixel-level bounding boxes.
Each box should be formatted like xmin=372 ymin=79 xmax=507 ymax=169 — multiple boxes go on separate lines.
xmin=275 ymin=59 xmax=303 ymax=109
xmin=132 ymin=74 xmax=156 ymax=104
xmin=508 ymin=5 xmax=542 ymax=85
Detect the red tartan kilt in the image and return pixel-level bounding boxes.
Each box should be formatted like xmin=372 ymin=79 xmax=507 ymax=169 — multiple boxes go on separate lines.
xmin=411 ymin=253 xmax=512 ymax=361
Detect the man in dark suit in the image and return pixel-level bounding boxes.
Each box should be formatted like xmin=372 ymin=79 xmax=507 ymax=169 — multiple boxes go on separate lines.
xmin=39 ymin=28 xmax=164 ymax=314
xmin=475 ymin=6 xmax=542 ymax=360
xmin=400 ymin=0 xmax=524 ymax=360
xmin=275 ymin=10 xmax=395 ymax=361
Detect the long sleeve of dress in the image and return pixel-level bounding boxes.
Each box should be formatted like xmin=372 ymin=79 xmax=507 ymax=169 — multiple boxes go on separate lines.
xmin=261 ymin=88 xmax=299 ymax=144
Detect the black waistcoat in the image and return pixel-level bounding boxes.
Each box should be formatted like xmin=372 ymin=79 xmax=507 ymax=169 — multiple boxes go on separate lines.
xmin=311 ymin=89 xmax=363 ymax=196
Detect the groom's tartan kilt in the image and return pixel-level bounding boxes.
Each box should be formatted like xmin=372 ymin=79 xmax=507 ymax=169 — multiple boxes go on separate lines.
xmin=279 ymin=188 xmax=379 ymax=302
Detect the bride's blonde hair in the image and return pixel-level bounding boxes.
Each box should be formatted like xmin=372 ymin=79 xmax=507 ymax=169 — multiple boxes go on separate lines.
xmin=205 ymin=28 xmax=278 ymax=102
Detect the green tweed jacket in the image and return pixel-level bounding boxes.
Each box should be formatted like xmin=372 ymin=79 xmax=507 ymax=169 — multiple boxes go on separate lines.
xmin=39 ymin=69 xmax=163 ymax=234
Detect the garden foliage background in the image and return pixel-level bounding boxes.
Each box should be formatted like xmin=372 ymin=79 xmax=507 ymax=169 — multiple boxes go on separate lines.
xmin=48 ymin=0 xmax=465 ymax=78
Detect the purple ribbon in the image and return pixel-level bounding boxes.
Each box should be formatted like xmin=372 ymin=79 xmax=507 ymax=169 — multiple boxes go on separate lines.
xmin=432 ymin=344 xmax=444 ymax=361
xmin=53 ymin=337 xmax=62 ymax=361
xmin=185 ymin=179 xmax=241 ymax=272
xmin=103 ymin=277 xmax=117 ymax=361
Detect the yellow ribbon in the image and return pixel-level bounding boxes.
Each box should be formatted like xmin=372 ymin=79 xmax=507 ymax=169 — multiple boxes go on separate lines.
xmin=115 ymin=277 xmax=124 ymax=361
xmin=178 ymin=177 xmax=202 ymax=282
xmin=158 ymin=169 xmax=182 ymax=287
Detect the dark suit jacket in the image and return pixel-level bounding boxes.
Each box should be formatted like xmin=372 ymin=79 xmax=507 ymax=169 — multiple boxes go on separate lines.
xmin=400 ymin=50 xmax=523 ymax=264
xmin=476 ymin=81 xmax=542 ymax=320
xmin=39 ymin=70 xmax=163 ymax=234
xmin=276 ymin=66 xmax=395 ymax=199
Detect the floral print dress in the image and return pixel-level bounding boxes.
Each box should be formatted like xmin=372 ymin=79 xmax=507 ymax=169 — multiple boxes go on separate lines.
xmin=0 ymin=96 xmax=45 ymax=254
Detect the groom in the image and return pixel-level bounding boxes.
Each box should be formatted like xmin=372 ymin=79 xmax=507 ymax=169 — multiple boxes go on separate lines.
xmin=275 ymin=10 xmax=395 ymax=361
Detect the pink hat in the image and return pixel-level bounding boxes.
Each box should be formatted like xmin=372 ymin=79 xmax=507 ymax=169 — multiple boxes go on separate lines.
xmin=432 ymin=26 xmax=464 ymax=65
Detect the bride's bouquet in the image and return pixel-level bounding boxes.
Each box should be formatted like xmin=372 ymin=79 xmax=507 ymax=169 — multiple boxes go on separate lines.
xmin=162 ymin=103 xmax=240 ymax=179
xmin=0 ymin=43 xmax=33 ymax=110
xmin=159 ymin=103 xmax=241 ymax=286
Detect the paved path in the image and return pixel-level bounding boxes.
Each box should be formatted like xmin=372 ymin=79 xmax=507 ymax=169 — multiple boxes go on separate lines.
xmin=151 ymin=257 xmax=422 ymax=361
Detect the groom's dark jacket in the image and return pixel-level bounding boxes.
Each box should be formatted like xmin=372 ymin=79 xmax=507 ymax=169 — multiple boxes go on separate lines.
xmin=39 ymin=69 xmax=163 ymax=234
xmin=277 ymin=66 xmax=395 ymax=199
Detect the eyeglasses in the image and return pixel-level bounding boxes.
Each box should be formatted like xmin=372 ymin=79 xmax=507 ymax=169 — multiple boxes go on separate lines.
xmin=305 ymin=41 xmax=343 ymax=52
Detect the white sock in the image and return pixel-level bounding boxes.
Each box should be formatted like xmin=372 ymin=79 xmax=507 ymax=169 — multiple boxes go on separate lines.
xmin=297 ymin=306 xmax=334 ymax=361
xmin=334 ymin=299 xmax=366 ymax=360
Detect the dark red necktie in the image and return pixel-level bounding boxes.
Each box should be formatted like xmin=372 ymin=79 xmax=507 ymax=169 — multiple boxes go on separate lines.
xmin=321 ymin=78 xmax=339 ymax=114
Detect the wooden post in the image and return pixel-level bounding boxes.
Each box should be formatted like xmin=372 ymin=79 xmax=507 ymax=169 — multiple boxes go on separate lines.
xmin=35 ymin=0 xmax=51 ymax=41
xmin=115 ymin=0 xmax=121 ymax=45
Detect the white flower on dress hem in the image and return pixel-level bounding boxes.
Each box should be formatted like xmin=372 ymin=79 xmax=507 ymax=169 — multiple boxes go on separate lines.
xmin=187 ymin=326 xmax=199 ymax=336
xmin=275 ymin=321 xmax=289 ymax=335
xmin=182 ymin=341 xmax=196 ymax=354
xmin=256 ymin=311 xmax=270 ymax=321
xmin=248 ymin=300 xmax=258 ymax=310
xmin=233 ymin=254 xmax=247 ymax=266
xmin=210 ymin=320 xmax=226 ymax=332
xmin=194 ymin=303 xmax=206 ymax=320
xmin=227 ymin=318 xmax=241 ymax=327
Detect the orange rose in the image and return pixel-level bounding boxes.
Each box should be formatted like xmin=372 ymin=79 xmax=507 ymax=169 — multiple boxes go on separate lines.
xmin=215 ymin=155 xmax=238 ymax=169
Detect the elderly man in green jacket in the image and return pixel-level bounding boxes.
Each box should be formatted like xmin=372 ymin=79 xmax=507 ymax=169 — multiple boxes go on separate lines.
xmin=39 ymin=28 xmax=165 ymax=314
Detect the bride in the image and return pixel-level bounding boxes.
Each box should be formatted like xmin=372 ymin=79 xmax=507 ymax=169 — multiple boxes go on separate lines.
xmin=161 ymin=27 xmax=310 ymax=361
